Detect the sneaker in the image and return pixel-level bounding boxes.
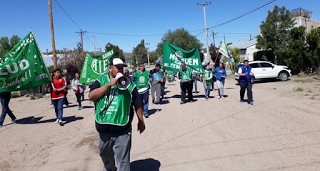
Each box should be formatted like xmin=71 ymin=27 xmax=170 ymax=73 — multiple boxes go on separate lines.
xmin=143 ymin=113 xmax=149 ymax=118
xmin=250 ymin=102 xmax=254 ymax=105
xmin=78 ymin=106 xmax=81 ymax=110
xmin=152 ymin=99 xmax=155 ymax=104
xmin=189 ymin=100 xmax=193 ymax=103
xmin=218 ymin=96 xmax=221 ymax=99
xmin=10 ymin=119 xmax=16 ymax=124
xmin=180 ymin=101 xmax=185 ymax=104
xmin=59 ymin=119 xmax=63 ymax=125
xmin=0 ymin=124 xmax=3 ymax=128
xmin=240 ymin=100 xmax=244 ymax=103
xmin=221 ymin=96 xmax=224 ymax=99
xmin=54 ymin=119 xmax=59 ymax=124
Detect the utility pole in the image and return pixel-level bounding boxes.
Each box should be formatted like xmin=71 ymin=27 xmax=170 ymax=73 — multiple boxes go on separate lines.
xmin=93 ymin=34 xmax=96 ymax=54
xmin=76 ymin=29 xmax=87 ymax=53
xmin=48 ymin=0 xmax=57 ymax=69
xmin=198 ymin=2 xmax=211 ymax=63
xmin=145 ymin=43 xmax=150 ymax=66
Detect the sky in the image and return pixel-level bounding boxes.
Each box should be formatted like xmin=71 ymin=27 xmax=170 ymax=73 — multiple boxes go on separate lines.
xmin=1 ymin=0 xmax=320 ymax=53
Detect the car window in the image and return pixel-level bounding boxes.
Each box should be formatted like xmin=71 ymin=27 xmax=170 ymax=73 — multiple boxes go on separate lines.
xmin=260 ymin=62 xmax=273 ymax=67
xmin=249 ymin=63 xmax=260 ymax=68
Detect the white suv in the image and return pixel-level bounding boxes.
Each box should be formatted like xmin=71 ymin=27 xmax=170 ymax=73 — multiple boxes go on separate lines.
xmin=235 ymin=61 xmax=291 ymax=83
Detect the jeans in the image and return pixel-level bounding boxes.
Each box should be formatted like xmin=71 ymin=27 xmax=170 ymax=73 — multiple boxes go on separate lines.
xmin=181 ymin=81 xmax=193 ymax=102
xmin=240 ymin=81 xmax=253 ymax=102
xmin=99 ymin=129 xmax=132 ymax=171
xmin=151 ymin=83 xmax=161 ymax=103
xmin=204 ymin=84 xmax=211 ymax=98
xmin=140 ymin=91 xmax=149 ymax=114
xmin=216 ymin=79 xmax=225 ymax=96
xmin=76 ymin=93 xmax=83 ymax=107
xmin=211 ymin=77 xmax=215 ymax=89
xmin=63 ymin=95 xmax=69 ymax=106
xmin=0 ymin=92 xmax=16 ymax=125
xmin=194 ymin=79 xmax=198 ymax=93
xmin=52 ymin=98 xmax=64 ymax=120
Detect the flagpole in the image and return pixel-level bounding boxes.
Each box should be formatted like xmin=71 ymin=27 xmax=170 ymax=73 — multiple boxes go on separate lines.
xmin=30 ymin=28 xmax=53 ymax=86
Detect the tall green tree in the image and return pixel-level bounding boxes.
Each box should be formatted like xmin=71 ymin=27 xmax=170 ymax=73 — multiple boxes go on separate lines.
xmin=105 ymin=42 xmax=125 ymax=62
xmin=306 ymin=28 xmax=320 ymax=71
xmin=156 ymin=28 xmax=203 ymax=56
xmin=0 ymin=35 xmax=21 ymax=57
xmin=132 ymin=40 xmax=147 ymax=67
xmin=256 ymin=6 xmax=295 ymax=64
xmin=149 ymin=51 xmax=158 ymax=64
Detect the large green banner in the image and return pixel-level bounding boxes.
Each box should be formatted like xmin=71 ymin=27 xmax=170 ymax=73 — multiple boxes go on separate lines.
xmin=0 ymin=31 xmax=51 ymax=92
xmin=163 ymin=42 xmax=203 ymax=74
xmin=79 ymin=50 xmax=114 ymax=84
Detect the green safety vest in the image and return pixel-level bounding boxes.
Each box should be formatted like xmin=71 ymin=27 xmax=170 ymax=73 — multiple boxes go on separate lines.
xmin=204 ymin=70 xmax=212 ymax=85
xmin=134 ymin=70 xmax=149 ymax=89
xmin=180 ymin=68 xmax=192 ymax=81
xmin=95 ymin=74 xmax=136 ymax=126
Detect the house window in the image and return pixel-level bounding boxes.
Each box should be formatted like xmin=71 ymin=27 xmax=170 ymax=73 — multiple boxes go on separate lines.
xmin=240 ymin=49 xmax=246 ymax=55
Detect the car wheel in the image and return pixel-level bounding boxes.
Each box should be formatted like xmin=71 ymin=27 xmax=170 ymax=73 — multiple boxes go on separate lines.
xmin=279 ymin=72 xmax=288 ymax=81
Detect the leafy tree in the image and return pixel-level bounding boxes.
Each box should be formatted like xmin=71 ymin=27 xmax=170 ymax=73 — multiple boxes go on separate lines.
xmin=132 ymin=40 xmax=147 ymax=67
xmin=105 ymin=42 xmax=125 ymax=62
xmin=229 ymin=48 xmax=241 ymax=73
xmin=256 ymin=6 xmax=295 ymax=64
xmin=156 ymin=28 xmax=203 ymax=56
xmin=0 ymin=35 xmax=21 ymax=57
xmin=149 ymin=51 xmax=159 ymax=64
xmin=306 ymin=28 xmax=320 ymax=72
xmin=284 ymin=26 xmax=307 ymax=74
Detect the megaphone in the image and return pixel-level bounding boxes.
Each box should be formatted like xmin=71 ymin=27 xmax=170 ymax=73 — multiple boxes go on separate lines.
xmin=115 ymin=72 xmax=131 ymax=90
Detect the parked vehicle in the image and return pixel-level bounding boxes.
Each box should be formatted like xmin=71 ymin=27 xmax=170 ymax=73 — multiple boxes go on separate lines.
xmin=235 ymin=61 xmax=291 ymax=83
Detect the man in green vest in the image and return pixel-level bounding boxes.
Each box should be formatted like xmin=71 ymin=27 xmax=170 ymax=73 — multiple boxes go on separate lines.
xmin=89 ymin=58 xmax=146 ymax=171
xmin=134 ymin=64 xmax=150 ymax=118
xmin=178 ymin=63 xmax=194 ymax=104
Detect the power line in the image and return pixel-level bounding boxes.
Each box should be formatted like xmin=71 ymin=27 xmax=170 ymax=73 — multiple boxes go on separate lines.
xmin=209 ymin=0 xmax=277 ymax=29
xmin=87 ymin=31 xmax=164 ymax=37
xmin=54 ymin=0 xmax=81 ymax=30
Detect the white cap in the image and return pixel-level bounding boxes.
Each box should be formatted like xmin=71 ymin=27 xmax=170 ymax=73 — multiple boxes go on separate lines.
xmin=110 ymin=58 xmax=127 ymax=67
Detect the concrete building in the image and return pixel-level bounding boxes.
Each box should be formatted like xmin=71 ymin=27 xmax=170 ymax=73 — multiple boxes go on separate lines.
xmin=229 ymin=38 xmax=258 ymax=62
xmin=292 ymin=8 xmax=320 ymax=33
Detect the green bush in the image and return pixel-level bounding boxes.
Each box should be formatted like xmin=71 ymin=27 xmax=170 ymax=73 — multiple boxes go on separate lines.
xmin=11 ymin=92 xmax=20 ymax=98
xmin=295 ymin=87 xmax=304 ymax=92
xmin=30 ymin=96 xmax=36 ymax=100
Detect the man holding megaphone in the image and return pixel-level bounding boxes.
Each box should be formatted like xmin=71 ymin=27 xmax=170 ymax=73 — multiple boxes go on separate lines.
xmin=89 ymin=58 xmax=145 ymax=171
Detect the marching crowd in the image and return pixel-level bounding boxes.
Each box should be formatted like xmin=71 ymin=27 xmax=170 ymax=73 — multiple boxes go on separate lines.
xmin=0 ymin=58 xmax=255 ymax=171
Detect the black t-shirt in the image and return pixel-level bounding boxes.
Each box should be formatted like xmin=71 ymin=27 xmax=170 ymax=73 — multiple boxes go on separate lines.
xmin=90 ymin=80 xmax=141 ymax=133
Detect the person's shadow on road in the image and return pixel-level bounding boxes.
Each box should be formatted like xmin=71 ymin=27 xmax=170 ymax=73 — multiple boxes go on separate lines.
xmin=15 ymin=116 xmax=83 ymax=126
xmin=131 ymin=158 xmax=161 ymax=171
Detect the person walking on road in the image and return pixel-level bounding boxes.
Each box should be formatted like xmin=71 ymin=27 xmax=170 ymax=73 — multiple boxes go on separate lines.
xmin=213 ymin=63 xmax=227 ymax=99
xmin=238 ymin=60 xmax=254 ymax=105
xmin=149 ymin=64 xmax=163 ymax=105
xmin=203 ymin=65 xmax=212 ymax=100
xmin=50 ymin=69 xmax=67 ymax=125
xmin=89 ymin=58 xmax=145 ymax=171
xmin=178 ymin=64 xmax=194 ymax=104
xmin=134 ymin=64 xmax=150 ymax=118
xmin=0 ymin=92 xmax=16 ymax=128
xmin=72 ymin=73 xmax=85 ymax=110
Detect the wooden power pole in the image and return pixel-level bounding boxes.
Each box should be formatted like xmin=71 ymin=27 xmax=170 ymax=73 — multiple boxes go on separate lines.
xmin=76 ymin=29 xmax=87 ymax=53
xmin=48 ymin=0 xmax=57 ymax=69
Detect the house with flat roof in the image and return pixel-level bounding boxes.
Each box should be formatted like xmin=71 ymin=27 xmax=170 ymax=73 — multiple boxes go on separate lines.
xmin=229 ymin=38 xmax=258 ymax=62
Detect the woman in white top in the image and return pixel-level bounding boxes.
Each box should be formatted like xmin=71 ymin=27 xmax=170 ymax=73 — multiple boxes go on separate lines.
xmin=72 ymin=73 xmax=85 ymax=110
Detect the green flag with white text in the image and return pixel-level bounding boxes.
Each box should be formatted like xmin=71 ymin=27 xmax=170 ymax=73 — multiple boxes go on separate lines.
xmin=0 ymin=31 xmax=51 ymax=92
xmin=79 ymin=50 xmax=114 ymax=84
xmin=163 ymin=42 xmax=203 ymax=74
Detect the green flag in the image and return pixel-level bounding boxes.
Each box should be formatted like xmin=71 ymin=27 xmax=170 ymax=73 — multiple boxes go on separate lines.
xmin=218 ymin=41 xmax=234 ymax=64
xmin=79 ymin=50 xmax=114 ymax=84
xmin=163 ymin=42 xmax=203 ymax=74
xmin=0 ymin=31 xmax=51 ymax=92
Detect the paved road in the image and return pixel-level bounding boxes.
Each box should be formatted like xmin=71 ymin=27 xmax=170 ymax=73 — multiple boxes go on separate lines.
xmin=1 ymin=78 xmax=320 ymax=171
